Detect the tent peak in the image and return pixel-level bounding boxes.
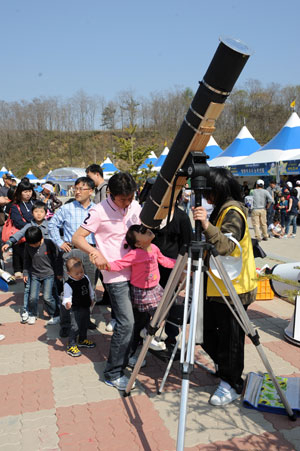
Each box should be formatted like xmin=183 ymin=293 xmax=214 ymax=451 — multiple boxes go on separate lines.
xmin=284 ymin=111 xmax=300 ymax=129
xmin=236 ymin=125 xmax=255 ymax=140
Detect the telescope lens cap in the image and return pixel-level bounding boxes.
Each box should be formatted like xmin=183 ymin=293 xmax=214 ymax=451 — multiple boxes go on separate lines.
xmin=220 ymin=36 xmax=252 ymax=56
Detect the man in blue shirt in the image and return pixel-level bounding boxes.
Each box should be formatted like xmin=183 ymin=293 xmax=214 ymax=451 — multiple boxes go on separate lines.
xmin=48 ymin=177 xmax=97 ymax=336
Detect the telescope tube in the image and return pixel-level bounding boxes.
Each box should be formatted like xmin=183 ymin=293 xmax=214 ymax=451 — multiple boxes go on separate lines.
xmin=140 ymin=37 xmax=251 ymax=229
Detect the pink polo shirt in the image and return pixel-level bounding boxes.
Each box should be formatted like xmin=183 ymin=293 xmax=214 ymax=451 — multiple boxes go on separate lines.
xmin=109 ymin=244 xmax=176 ymax=288
xmin=81 ymin=196 xmax=141 ymax=283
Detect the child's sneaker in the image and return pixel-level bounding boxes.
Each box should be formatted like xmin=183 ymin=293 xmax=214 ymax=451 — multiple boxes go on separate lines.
xmin=47 ymin=316 xmax=60 ymax=325
xmin=20 ymin=311 xmax=29 ymax=324
xmin=78 ymin=339 xmax=96 ymax=348
xmin=140 ymin=328 xmax=166 ymax=351
xmin=28 ymin=316 xmax=36 ymax=325
xmin=67 ymin=345 xmax=82 ymax=357
xmin=105 ymin=319 xmax=116 ymax=332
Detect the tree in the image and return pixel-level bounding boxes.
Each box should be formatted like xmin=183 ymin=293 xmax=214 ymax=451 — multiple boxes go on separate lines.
xmin=101 ymin=101 xmax=117 ymax=130
xmin=113 ymin=124 xmax=158 ymax=185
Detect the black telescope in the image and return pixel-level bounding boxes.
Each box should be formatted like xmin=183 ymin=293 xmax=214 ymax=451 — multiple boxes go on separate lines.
xmin=140 ymin=37 xmax=251 ymax=229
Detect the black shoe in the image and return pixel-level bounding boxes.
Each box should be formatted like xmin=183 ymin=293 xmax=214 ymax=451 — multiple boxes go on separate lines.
xmin=78 ymin=339 xmax=96 ymax=348
xmin=88 ymin=321 xmax=97 ymax=330
xmin=262 ymin=237 xmax=268 ymax=241
xmin=59 ymin=328 xmax=69 ymax=338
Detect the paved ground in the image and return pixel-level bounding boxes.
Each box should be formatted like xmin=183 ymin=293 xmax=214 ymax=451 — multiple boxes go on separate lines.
xmin=0 ymin=221 xmax=300 ymax=450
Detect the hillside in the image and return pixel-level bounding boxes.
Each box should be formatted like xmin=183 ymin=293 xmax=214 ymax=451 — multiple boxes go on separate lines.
xmin=1 ymin=129 xmax=170 ymax=179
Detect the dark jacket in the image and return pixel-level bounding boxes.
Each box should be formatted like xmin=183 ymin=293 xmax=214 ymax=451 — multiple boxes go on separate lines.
xmin=10 ymin=201 xmax=34 ymax=229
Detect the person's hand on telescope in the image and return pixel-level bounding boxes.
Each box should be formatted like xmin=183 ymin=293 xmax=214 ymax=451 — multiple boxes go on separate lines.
xmin=89 ymin=250 xmax=109 ymax=270
xmin=192 ymin=206 xmax=209 ymax=231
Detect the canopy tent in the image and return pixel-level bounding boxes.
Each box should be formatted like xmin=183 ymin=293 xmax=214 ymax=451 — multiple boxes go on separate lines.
xmin=8 ymin=170 xmax=16 ymax=178
xmin=236 ymin=112 xmax=300 ymax=165
xmin=153 ymin=146 xmax=169 ymax=172
xmin=205 ymin=136 xmax=223 ymax=160
xmin=0 ymin=166 xmax=8 ymax=179
xmin=101 ymin=157 xmax=119 ymax=179
xmin=23 ymin=169 xmax=41 ymax=183
xmin=209 ymin=126 xmax=260 ymax=167
xmin=46 ymin=167 xmax=86 ymax=190
xmin=138 ymin=151 xmax=157 ymax=170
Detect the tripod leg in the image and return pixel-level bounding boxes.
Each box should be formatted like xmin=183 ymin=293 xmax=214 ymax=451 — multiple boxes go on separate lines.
xmin=158 ymin=331 xmax=181 ymax=394
xmin=124 ymin=252 xmax=188 ymax=396
xmin=177 ymin=253 xmax=204 ymax=451
xmin=210 ymin=254 xmax=296 ymax=420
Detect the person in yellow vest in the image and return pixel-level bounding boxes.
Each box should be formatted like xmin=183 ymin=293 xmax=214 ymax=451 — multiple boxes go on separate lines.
xmin=193 ymin=167 xmax=257 ymax=407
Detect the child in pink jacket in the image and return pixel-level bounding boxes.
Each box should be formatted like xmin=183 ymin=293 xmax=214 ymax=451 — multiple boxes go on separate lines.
xmin=106 ymin=224 xmax=176 ymax=365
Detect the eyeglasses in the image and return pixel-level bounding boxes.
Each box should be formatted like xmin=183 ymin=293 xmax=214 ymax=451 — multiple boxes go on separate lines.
xmin=74 ymin=187 xmax=91 ymax=192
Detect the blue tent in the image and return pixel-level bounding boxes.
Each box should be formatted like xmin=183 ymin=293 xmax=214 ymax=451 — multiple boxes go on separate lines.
xmin=210 ymin=126 xmax=260 ymax=167
xmin=205 ymin=136 xmax=223 ymax=160
xmin=236 ymin=112 xmax=300 ymax=165
xmin=153 ymin=146 xmax=169 ymax=172
xmin=139 ymin=151 xmax=157 ymax=170
xmin=0 ymin=166 xmax=8 ymax=178
xmin=101 ymin=157 xmax=119 ymax=179
xmin=23 ymin=169 xmax=39 ymax=182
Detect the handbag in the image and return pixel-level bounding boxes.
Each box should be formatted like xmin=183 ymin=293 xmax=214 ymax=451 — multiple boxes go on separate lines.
xmin=209 ymin=233 xmax=243 ymax=280
xmin=2 ymin=205 xmax=27 ymax=244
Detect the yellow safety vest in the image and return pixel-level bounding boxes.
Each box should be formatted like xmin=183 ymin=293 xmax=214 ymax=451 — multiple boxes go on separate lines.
xmin=207 ymin=206 xmax=257 ymax=297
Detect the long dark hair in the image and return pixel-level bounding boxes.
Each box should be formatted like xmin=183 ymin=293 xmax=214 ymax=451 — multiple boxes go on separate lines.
xmin=124 ymin=224 xmax=141 ymax=249
xmin=205 ymin=168 xmax=243 ymax=221
xmin=13 ymin=181 xmax=34 ymax=204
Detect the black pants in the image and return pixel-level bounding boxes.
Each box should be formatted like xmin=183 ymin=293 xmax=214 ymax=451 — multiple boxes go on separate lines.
xmin=202 ymin=300 xmax=249 ymax=394
xmin=60 ymin=249 xmax=96 ymax=333
xmin=131 ymin=307 xmax=155 ymax=355
xmin=69 ymin=307 xmax=89 ymax=346
xmin=12 ymin=242 xmax=26 ymax=273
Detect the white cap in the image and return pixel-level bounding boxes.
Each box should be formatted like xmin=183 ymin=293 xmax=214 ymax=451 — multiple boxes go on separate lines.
xmin=256 ymin=179 xmax=264 ymax=186
xmin=296 ymin=180 xmax=300 ymax=186
xmin=42 ymin=183 xmax=54 ymax=193
xmin=287 ymin=181 xmax=293 ymax=188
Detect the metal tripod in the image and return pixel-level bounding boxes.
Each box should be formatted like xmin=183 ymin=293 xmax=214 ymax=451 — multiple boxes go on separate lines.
xmin=124 ymin=238 xmax=296 ymax=450
xmin=124 ymin=154 xmax=296 ymax=449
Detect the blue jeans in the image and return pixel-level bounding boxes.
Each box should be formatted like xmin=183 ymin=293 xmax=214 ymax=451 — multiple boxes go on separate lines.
xmin=104 ymin=281 xmax=134 ymax=381
xmin=285 ymin=214 xmax=297 ymax=235
xmin=29 ymin=275 xmax=56 ymax=317
xmin=23 ymin=274 xmax=31 ymax=313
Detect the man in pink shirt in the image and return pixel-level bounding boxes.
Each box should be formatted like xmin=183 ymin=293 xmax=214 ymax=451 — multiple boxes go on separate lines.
xmin=72 ymin=172 xmax=141 ymax=391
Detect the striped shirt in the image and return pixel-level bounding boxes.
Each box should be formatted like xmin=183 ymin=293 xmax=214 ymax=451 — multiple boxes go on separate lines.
xmin=48 ymin=200 xmax=95 ymax=247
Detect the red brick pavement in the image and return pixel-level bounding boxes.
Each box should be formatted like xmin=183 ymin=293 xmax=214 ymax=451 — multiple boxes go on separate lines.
xmin=0 ymin=283 xmax=299 ymax=450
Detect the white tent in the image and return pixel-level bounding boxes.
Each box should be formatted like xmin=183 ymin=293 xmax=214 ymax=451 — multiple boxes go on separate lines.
xmin=138 ymin=151 xmax=157 ymax=170
xmin=236 ymin=112 xmax=300 ymax=165
xmin=205 ymin=136 xmax=223 ymax=161
xmin=153 ymin=146 xmax=169 ymax=172
xmin=101 ymin=157 xmax=119 ymax=179
xmin=23 ymin=169 xmax=40 ymax=183
xmin=209 ymin=126 xmax=260 ymax=167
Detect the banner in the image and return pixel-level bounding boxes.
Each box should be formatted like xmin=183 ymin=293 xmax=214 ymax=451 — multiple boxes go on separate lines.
xmin=230 ymin=161 xmax=300 ymax=176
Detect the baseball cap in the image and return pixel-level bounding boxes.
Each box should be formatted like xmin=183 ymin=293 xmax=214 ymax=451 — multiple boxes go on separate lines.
xmin=286 ymin=181 xmax=293 ymax=188
xmin=42 ymin=183 xmax=54 ymax=193
xmin=296 ymin=180 xmax=300 ymax=186
xmin=256 ymin=179 xmax=264 ymax=186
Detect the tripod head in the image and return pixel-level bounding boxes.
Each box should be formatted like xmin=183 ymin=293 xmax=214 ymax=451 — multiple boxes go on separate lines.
xmin=180 ymin=151 xmax=211 ymax=241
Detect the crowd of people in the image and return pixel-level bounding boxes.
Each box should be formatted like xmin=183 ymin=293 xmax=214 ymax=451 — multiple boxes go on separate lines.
xmin=0 ymin=166 xmax=298 ymax=407
xmin=243 ymin=178 xmax=300 ymax=239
